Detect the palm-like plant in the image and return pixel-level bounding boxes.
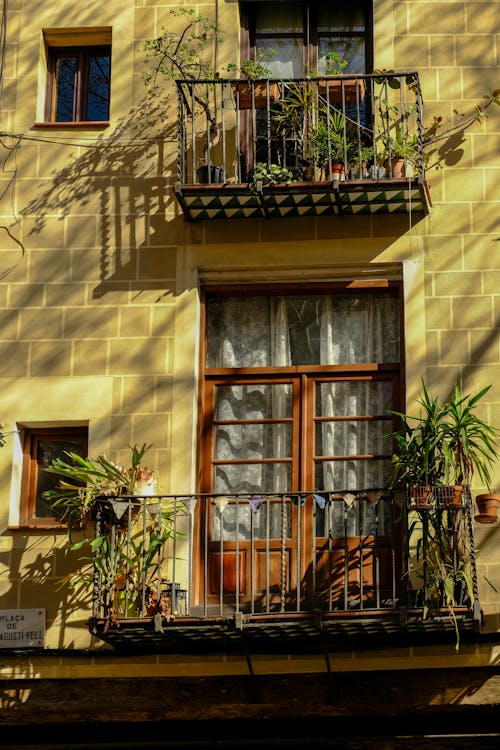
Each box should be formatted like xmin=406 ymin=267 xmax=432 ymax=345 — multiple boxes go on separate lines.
xmin=441 ymin=385 xmax=499 ymax=489
xmin=43 ymin=444 xmax=184 ymax=619
xmin=387 ymin=382 xmax=498 ymax=491
xmin=387 ymin=383 xmax=448 ymax=489
xmin=43 ymin=443 xmax=153 ymax=534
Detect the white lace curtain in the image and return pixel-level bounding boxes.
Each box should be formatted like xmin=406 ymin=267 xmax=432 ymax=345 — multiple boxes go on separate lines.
xmin=207 ymin=293 xmax=398 ymax=539
xmin=207 ymin=294 xmax=398 ymax=370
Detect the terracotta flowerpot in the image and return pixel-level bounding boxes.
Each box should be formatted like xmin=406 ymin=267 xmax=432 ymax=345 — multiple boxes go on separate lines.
xmin=231 ymin=81 xmax=280 ymax=110
xmin=318 ymin=77 xmax=366 ymax=105
xmin=321 ymin=162 xmax=345 ymax=182
xmin=475 ymin=493 xmax=500 ymax=524
xmin=384 ymin=157 xmax=414 ymax=178
xmin=409 ymin=485 xmax=433 ymax=510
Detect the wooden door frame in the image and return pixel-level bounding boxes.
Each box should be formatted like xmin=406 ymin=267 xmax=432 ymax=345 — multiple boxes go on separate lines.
xmin=195 ymin=283 xmax=405 ymax=610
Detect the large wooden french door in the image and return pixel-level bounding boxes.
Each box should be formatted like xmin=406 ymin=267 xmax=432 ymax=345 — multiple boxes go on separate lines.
xmin=198 ymin=286 xmax=403 ymax=612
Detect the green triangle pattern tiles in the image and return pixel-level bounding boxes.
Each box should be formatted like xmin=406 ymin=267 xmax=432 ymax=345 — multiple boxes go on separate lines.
xmin=175 ymin=180 xmax=430 ymax=221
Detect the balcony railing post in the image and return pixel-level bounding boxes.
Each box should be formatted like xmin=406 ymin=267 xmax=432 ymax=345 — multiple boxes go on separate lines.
xmin=296 ymin=494 xmax=302 ymax=612
xmin=235 ymin=497 xmax=240 ymax=614
xmin=327 ymin=495 xmax=334 ymax=612
xmin=172 ymin=497 xmax=177 ymax=615
xmin=463 ymin=486 xmax=481 ymax=625
xmin=250 ymin=499 xmax=255 ymax=615
xmin=218 ymin=497 xmax=223 ymax=616
xmin=92 ymin=501 xmax=103 ymax=619
xmin=204 ymin=497 xmax=209 ymax=617
xmin=280 ymin=496 xmax=287 ymax=613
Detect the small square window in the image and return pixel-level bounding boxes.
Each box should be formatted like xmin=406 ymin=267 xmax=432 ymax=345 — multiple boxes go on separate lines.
xmin=45 ymin=45 xmax=111 ymax=123
xmin=20 ymin=426 xmax=88 ymax=527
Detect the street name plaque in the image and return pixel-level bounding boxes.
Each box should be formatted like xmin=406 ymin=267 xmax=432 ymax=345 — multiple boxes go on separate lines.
xmin=0 ymin=609 xmax=45 ymax=648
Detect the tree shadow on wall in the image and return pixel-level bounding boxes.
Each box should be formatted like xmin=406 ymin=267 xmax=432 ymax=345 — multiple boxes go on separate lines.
xmin=0 ymin=532 xmax=93 ymax=650
xmin=425 ymin=131 xmax=467 ymax=170
xmin=20 ymin=93 xmax=180 ymax=299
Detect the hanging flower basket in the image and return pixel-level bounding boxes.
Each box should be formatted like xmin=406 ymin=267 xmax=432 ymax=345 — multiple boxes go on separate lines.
xmin=409 ymin=485 xmax=433 ymax=510
xmin=439 ymin=485 xmax=464 ymax=510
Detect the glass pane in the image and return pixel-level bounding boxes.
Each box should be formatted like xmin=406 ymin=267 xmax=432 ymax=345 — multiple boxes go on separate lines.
xmin=214 ymin=462 xmax=291 ymax=494
xmin=36 ymin=438 xmax=86 ymax=517
xmin=215 ymin=423 xmax=292 ymax=460
xmin=257 ymin=39 xmax=303 ymax=78
xmin=255 ymin=3 xmax=303 ymax=33
xmin=55 ymin=56 xmax=77 ymax=122
xmin=207 ymin=293 xmax=399 ymax=368
xmin=207 ymin=297 xmax=271 ymax=367
xmin=318 ymin=38 xmax=365 ymax=74
xmin=285 ymin=296 xmax=321 ymax=364
xmin=316 ymin=295 xmax=400 ymax=364
xmin=315 ymin=420 xmax=392 ymax=458
xmin=215 ymin=383 xmax=292 ymax=420
xmin=87 ymin=53 xmax=111 ymax=120
xmin=318 ymin=5 xmax=366 ymax=32
xmin=315 ymin=458 xmax=392 ymax=491
xmin=316 ymin=381 xmax=393 ymax=418
xmin=212 ymin=499 xmax=291 ymax=541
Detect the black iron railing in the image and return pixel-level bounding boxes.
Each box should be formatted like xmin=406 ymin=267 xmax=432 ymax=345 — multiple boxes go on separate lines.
xmin=91 ymin=488 xmax=478 ymax=628
xmin=175 ymin=72 xmax=425 ymax=187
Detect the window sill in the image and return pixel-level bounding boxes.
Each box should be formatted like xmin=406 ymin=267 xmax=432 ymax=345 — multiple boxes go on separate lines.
xmin=9 ymin=523 xmax=67 ymax=531
xmin=33 ymin=121 xmax=110 ymax=129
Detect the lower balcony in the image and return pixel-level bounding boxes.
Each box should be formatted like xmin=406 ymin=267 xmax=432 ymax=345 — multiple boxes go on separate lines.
xmin=174 ymin=73 xmax=432 ymax=222
xmin=89 ymin=488 xmax=479 ymax=654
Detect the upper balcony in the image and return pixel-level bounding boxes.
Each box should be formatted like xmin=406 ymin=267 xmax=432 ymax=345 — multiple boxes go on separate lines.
xmin=174 ymin=72 xmax=431 ymax=222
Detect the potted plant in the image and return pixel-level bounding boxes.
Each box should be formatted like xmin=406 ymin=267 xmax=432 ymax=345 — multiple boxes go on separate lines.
xmin=374 ymin=74 xmax=500 ymax=176
xmin=379 ymin=130 xmax=420 ymax=178
xmin=272 ymin=81 xmax=319 ymax=178
xmin=250 ymin=162 xmax=294 ymax=191
xmin=390 ymin=383 xmax=498 ymax=503
xmin=439 ymin=385 xmax=499 ymax=509
xmin=43 ymin=443 xmax=181 ymax=620
xmin=42 ymin=442 xmax=155 ymax=534
xmin=387 ymin=383 xmax=447 ymax=509
xmin=349 ymin=144 xmax=374 ymax=179
xmin=388 ymin=383 xmax=496 ymax=648
xmin=387 ymin=382 xmax=499 ymax=510
xmin=226 ymin=49 xmax=279 ymax=110
xmin=308 ymin=107 xmax=359 ymax=181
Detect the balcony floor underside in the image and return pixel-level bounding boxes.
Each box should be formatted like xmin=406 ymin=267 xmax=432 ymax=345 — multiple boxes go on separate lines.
xmin=89 ymin=609 xmax=476 ymax=654
xmin=174 ymin=178 xmax=431 ymax=222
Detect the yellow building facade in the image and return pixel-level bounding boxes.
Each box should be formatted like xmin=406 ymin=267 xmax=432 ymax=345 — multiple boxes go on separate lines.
xmin=0 ymin=0 xmax=499 ymax=698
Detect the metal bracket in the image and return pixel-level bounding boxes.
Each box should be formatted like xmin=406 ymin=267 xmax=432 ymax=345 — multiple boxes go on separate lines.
xmin=330 ymin=179 xmax=343 ymax=216
xmin=254 ymin=181 xmax=271 ymax=219
xmin=173 ymin=181 xmax=193 ymax=223
xmin=154 ymin=613 xmax=164 ymax=633
xmin=234 ymin=611 xmax=245 ymax=630
xmin=399 ymin=606 xmax=408 ymax=627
